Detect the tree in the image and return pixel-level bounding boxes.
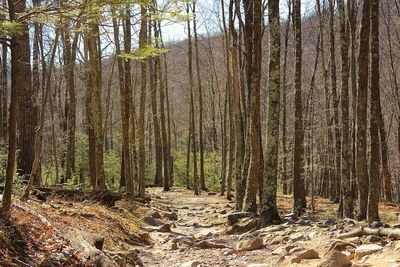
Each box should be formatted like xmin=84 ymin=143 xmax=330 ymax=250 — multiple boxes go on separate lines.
xmin=138 ymin=2 xmax=147 ymax=197
xmin=261 ymin=0 xmax=281 ymax=224
xmin=292 ymin=0 xmax=306 ymax=213
xmin=2 ymin=0 xmax=30 ymax=212
xmin=187 ymin=1 xmax=199 ymax=195
xmin=368 ymin=0 xmax=380 ymax=221
xmin=356 ymin=0 xmax=370 ymax=220
xmin=338 ymin=0 xmax=353 ymax=218
xmin=243 ymin=0 xmax=262 ymax=213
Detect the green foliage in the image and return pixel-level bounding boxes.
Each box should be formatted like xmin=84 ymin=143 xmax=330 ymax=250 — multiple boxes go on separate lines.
xmin=104 ymin=149 xmax=121 ymax=189
xmin=0 ymin=21 xmax=23 ymax=36
xmin=120 ymin=44 xmax=168 ymax=61
xmin=171 ymin=149 xmax=221 ymax=191
xmin=0 ymin=140 xmax=7 ymax=183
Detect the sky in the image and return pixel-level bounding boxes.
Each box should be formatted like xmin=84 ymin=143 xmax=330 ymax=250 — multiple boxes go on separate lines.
xmin=160 ymin=0 xmax=315 ymax=43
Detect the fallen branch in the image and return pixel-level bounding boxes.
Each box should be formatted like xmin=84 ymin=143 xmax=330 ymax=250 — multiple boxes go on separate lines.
xmin=338 ymin=227 xmax=400 ymax=239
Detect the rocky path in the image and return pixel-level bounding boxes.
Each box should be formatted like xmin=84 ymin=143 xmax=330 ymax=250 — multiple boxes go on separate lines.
xmin=136 ymin=187 xmax=400 ymax=267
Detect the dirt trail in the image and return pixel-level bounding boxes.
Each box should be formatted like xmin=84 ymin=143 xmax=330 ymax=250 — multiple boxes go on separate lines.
xmin=137 ymin=187 xmax=400 ymax=267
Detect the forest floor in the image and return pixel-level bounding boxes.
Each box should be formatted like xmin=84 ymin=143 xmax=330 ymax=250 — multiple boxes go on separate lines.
xmin=1 ymin=187 xmax=400 ymax=266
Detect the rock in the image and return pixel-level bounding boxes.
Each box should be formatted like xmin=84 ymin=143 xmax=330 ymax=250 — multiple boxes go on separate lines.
xmin=179 ymin=260 xmax=201 ymax=267
xmin=246 ymin=264 xmax=272 ymax=267
xmin=283 ymin=212 xmax=298 ymax=220
xmin=173 ymin=236 xmax=195 ymax=246
xmin=236 ymin=237 xmax=264 ymax=252
xmin=171 ymin=243 xmax=178 ymax=250
xmin=347 ymin=237 xmax=362 ymax=246
xmin=369 ymin=221 xmax=384 ymax=228
xmin=227 ymin=212 xmax=255 ymax=225
xmin=39 ymin=253 xmax=68 ymax=267
xmin=226 ymin=217 xmax=258 ymax=235
xmin=289 ymin=233 xmax=306 ymax=242
xmin=318 ymin=251 xmax=351 ymax=267
xmin=150 ymin=211 xmax=162 ymax=219
xmin=354 ymin=244 xmax=383 ymax=259
xmin=220 ymin=209 xmax=228 ymax=215
xmin=164 ymin=212 xmax=178 ymax=221
xmin=291 ymin=249 xmax=319 ymax=263
xmin=143 ymin=216 xmax=163 ymax=226
xmin=194 ymin=240 xmax=231 ymax=249
xmin=324 ymin=218 xmax=337 ymax=226
xmin=269 ymin=236 xmax=282 ymax=245
xmin=157 ymin=224 xmax=172 ymax=233
xmin=364 ymin=235 xmax=381 ymax=243
xmin=298 ymin=219 xmax=312 ymax=226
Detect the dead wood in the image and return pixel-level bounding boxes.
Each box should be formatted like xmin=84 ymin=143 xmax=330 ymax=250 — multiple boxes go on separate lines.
xmin=338 ymin=227 xmax=400 ymax=239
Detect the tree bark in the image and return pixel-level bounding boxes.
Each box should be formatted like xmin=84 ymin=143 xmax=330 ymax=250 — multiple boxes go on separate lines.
xmin=261 ymin=0 xmax=281 ymax=224
xmin=356 ymin=0 xmax=370 ymax=220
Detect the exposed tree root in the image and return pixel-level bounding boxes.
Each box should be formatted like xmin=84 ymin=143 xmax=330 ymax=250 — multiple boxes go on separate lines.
xmin=338 ymin=227 xmax=400 ymax=239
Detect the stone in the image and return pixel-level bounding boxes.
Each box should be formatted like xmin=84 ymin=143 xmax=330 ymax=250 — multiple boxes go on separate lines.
xmin=289 ymin=233 xmax=306 ymax=242
xmin=291 ymin=249 xmax=319 ymax=263
xmin=171 ymin=243 xmax=178 ymax=250
xmin=195 ymin=240 xmax=231 ymax=249
xmin=143 ymin=216 xmax=163 ymax=226
xmin=226 ymin=217 xmax=258 ymax=235
xmin=318 ymin=251 xmax=352 ymax=267
xmin=220 ymin=209 xmax=228 ymax=215
xmin=298 ymin=219 xmax=312 ymax=226
xmin=227 ymin=212 xmax=255 ymax=225
xmin=157 ymin=224 xmax=172 ymax=233
xmin=236 ymin=237 xmax=264 ymax=252
xmin=179 ymin=260 xmax=201 ymax=267
xmin=269 ymin=236 xmax=282 ymax=245
xmin=173 ymin=236 xmax=195 ymax=246
xmin=354 ymin=244 xmax=383 ymax=259
xmin=364 ymin=235 xmax=381 ymax=243
xmin=150 ymin=211 xmax=162 ymax=219
xmin=369 ymin=221 xmax=384 ymax=228
xmin=324 ymin=218 xmax=337 ymax=226
xmin=164 ymin=212 xmax=178 ymax=221
xmin=246 ymin=264 xmax=272 ymax=267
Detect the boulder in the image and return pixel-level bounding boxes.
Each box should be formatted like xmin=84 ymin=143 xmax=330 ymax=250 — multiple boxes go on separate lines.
xmin=236 ymin=237 xmax=264 ymax=252
xmin=318 ymin=251 xmax=351 ymax=267
xmin=291 ymin=249 xmax=319 ymax=263
xmin=355 ymin=244 xmax=382 ymax=259
xmin=150 ymin=211 xmax=162 ymax=219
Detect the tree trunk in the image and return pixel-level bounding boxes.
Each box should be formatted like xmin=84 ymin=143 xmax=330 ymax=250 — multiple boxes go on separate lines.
xmin=2 ymin=0 xmax=29 ymax=211
xmin=368 ymin=0 xmax=380 ymax=221
xmin=293 ymin=0 xmax=306 ymax=213
xmin=338 ymin=0 xmax=353 ymax=218
xmin=356 ymin=0 xmax=370 ymax=220
xmin=138 ymin=3 xmax=147 ymax=197
xmin=261 ymin=0 xmax=281 ymax=224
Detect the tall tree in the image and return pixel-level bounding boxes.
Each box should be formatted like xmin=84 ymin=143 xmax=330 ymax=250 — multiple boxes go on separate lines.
xmin=292 ymin=0 xmax=306 ymax=213
xmin=338 ymin=0 xmax=353 ymax=217
xmin=123 ymin=6 xmax=133 ymax=193
xmin=193 ymin=1 xmax=206 ymax=191
xmin=368 ymin=0 xmax=380 ymax=221
xmin=87 ymin=19 xmax=106 ymax=191
xmin=328 ymin=0 xmax=341 ymax=202
xmin=187 ymin=1 xmax=199 ymax=195
xmin=138 ymin=3 xmax=148 ymax=197
xmin=356 ymin=0 xmax=370 ymax=220
xmin=243 ymin=0 xmax=262 ymax=213
xmin=261 ymin=0 xmax=281 ymax=224
xmin=2 ymin=0 xmax=30 ymax=212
